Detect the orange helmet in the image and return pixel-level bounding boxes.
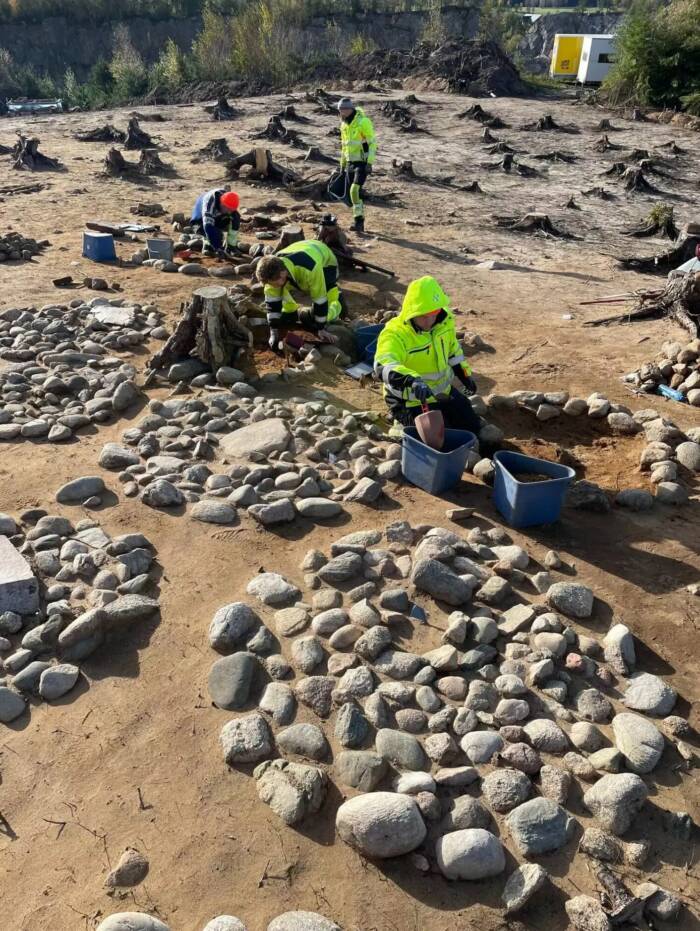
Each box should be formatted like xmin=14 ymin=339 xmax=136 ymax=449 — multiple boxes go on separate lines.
xmin=221 ymin=191 xmax=240 ymax=211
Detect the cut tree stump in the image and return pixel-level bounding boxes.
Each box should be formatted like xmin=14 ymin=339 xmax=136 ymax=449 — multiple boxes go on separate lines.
xmin=522 ymin=114 xmax=579 ymax=134
xmin=533 ymin=150 xmax=577 ymax=163
xmin=486 ymin=142 xmax=517 ymax=155
xmin=138 ymin=148 xmax=175 ymax=176
xmin=275 ymin=225 xmax=304 ymax=251
xmin=457 ymin=104 xmax=507 ymax=128
xmin=149 ymin=285 xmax=252 ymax=372
xmin=621 ymin=167 xmax=659 ymax=193
xmin=618 ymin=229 xmax=700 ymax=275
xmin=304 ymin=146 xmax=336 ymax=164
xmin=12 ymin=134 xmax=61 ymax=171
xmin=586 ymin=270 xmax=700 ymax=338
xmin=593 ymin=134 xmax=622 ymax=152
xmin=252 ymin=116 xmax=305 ymax=147
xmin=304 ymin=88 xmax=340 ymax=114
xmin=596 ymin=118 xmax=620 ymax=131
xmin=582 ymin=186 xmax=615 ymax=200
xmin=484 ymin=152 xmax=539 ymax=177
xmin=481 ymin=128 xmax=498 ymax=143
xmin=495 ymin=212 xmax=577 ymax=239
xmin=194 ymin=138 xmax=235 ymax=163
xmin=124 ymin=117 xmax=155 ymax=150
xmin=226 ymin=147 xmax=302 ymax=185
xmin=75 ymin=124 xmax=125 ymax=143
xmin=275 ymin=104 xmax=309 ymax=123
xmin=564 ymin=196 xmax=581 ymax=210
xmin=104 ymin=147 xmax=175 ymax=178
xmin=595 ymin=864 xmax=645 ymax=925
xmin=602 ymin=161 xmax=628 ymax=177
xmin=624 ymin=205 xmax=679 ymax=239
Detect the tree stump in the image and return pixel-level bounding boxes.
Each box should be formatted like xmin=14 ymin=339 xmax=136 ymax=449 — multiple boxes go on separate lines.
xmin=75 ymin=124 xmax=125 ymax=143
xmin=138 ymin=148 xmax=175 ymax=176
xmin=124 ymin=117 xmax=154 ymax=150
xmin=495 ymin=212 xmax=575 ymax=239
xmin=631 ymin=107 xmax=647 ymax=121
xmin=596 ymin=118 xmax=618 ymax=131
xmin=582 ymin=186 xmax=615 ymax=200
xmin=534 ymin=150 xmax=576 ymax=163
xmin=486 ymin=142 xmax=517 ymax=155
xmin=149 ymin=286 xmax=252 ymax=372
xmin=12 ymin=135 xmax=61 ymax=171
xmin=564 ymin=196 xmax=581 ymax=210
xmin=522 ymin=114 xmax=578 ymax=133
xmin=104 ymin=148 xmax=132 ymax=176
xmin=276 ymin=104 xmax=308 ymax=123
xmin=195 ymin=138 xmax=235 ymax=163
xmin=392 ymin=159 xmax=417 ymax=178
xmin=252 ymin=116 xmax=305 ymax=148
xmin=602 ymin=161 xmax=628 ymax=177
xmin=622 ymin=167 xmax=658 ymax=193
xmin=593 ymin=134 xmax=622 ymax=152
xmin=618 ymin=230 xmax=700 ymax=275
xmin=481 ymin=128 xmax=498 ymax=143
xmin=226 ymin=147 xmax=301 ymax=185
xmin=625 ymin=204 xmax=679 ymax=239
xmin=275 ymin=225 xmax=304 ymax=251
xmin=461 ymin=181 xmax=483 ymax=193
xmin=304 ymin=146 xmax=335 ymax=164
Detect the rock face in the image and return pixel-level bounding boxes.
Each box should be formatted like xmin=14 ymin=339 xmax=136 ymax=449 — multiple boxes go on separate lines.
xmin=506 ymin=798 xmax=574 ymax=855
xmin=612 ymin=712 xmax=664 ymax=774
xmin=583 ymin=773 xmax=648 ymax=835
xmin=436 ymin=828 xmax=506 ymax=880
xmin=220 ymin=418 xmax=291 ymax=459
xmin=254 ymin=759 xmax=327 ymax=825
xmin=335 ymin=792 xmax=426 ymax=858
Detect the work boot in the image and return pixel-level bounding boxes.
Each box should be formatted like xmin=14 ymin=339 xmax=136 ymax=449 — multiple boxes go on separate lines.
xmin=202 ymin=244 xmax=215 ymax=257
xmin=351 ymin=216 xmax=365 ymax=234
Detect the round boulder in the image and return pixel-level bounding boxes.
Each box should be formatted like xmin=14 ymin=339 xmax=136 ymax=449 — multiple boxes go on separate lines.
xmin=436 ymin=828 xmax=506 ymax=880
xmin=335 ymin=791 xmax=426 ymax=858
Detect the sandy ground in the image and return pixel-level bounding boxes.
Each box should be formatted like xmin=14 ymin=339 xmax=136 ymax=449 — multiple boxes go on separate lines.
xmin=0 ymin=86 xmax=699 ymax=931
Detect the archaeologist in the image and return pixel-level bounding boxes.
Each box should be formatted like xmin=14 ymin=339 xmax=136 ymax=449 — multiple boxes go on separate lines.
xmin=256 ymin=239 xmax=345 ymax=351
xmin=190 ymin=189 xmax=241 ymax=256
xmin=374 ymin=275 xmax=480 ymax=432
xmin=338 ymin=97 xmax=376 ymax=234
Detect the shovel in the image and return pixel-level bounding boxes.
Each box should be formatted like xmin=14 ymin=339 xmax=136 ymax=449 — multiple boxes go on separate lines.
xmin=414 ymin=403 xmax=445 ymax=451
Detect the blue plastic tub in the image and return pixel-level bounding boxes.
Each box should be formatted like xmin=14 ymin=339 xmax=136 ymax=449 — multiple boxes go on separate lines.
xmin=82 ymin=231 xmax=116 ymax=262
xmin=402 ymin=427 xmax=477 ymax=495
xmin=355 ymin=324 xmax=384 ymax=365
xmin=493 ymin=450 xmax=576 ymax=528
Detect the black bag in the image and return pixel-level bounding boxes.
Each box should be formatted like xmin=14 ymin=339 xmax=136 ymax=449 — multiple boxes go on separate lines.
xmin=327 ymin=171 xmax=351 ymax=206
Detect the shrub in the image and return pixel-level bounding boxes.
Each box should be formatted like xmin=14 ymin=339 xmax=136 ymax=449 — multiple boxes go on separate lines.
xmin=109 ymin=24 xmax=148 ymax=100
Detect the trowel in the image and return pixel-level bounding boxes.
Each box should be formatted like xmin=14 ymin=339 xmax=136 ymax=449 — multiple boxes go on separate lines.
xmin=415 ymin=403 xmax=445 ymax=451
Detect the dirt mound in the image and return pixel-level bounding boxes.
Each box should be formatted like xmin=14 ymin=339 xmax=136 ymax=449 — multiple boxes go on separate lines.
xmin=347 ymin=40 xmax=528 ymax=97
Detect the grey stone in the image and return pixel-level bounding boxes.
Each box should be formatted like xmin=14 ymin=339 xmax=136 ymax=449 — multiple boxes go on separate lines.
xmin=623 ymin=672 xmax=677 ymax=716
xmin=656 ymin=481 xmax=688 ymax=505
xmin=255 ymin=759 xmax=327 ymax=826
xmin=482 ymin=768 xmax=532 ymax=812
xmin=502 ymin=863 xmax=548 ymax=914
xmin=336 ymin=792 xmax=426 ymax=858
xmin=39 ymin=663 xmax=79 ymax=700
xmin=311 ymin=608 xmax=349 ymax=636
xmin=436 ymin=829 xmax=505 ymax=880
xmin=460 ymin=730 xmax=503 ymax=764
xmin=335 ymin=702 xmax=369 ymax=748
xmin=96 ymin=915 xmax=170 ymax=931
xmin=249 ymin=499 xmax=296 ymax=525
xmin=0 ymin=686 xmax=26 ymax=722
xmin=292 ymin=636 xmax=324 ymax=673
xmin=603 ymin=623 xmax=635 ymax=675
xmin=675 ymin=440 xmax=700 ymax=472
xmin=410 ymin=558 xmax=474 ymax=606
xmin=208 ymin=652 xmax=257 ymax=710
xmin=612 ymin=712 xmax=664 ymax=774
xmin=499 ymin=742 xmax=542 ymax=775
xmin=615 ymin=488 xmax=654 ymax=511
xmin=99 ymin=443 xmax=140 ymax=470
xmin=105 ymin=847 xmax=150 ymax=888
xmin=191 ymin=500 xmax=238 ymax=525
xmin=335 ymin=750 xmax=387 ymax=791
xmin=547 ymin=582 xmax=594 ymax=618
xmin=576 ymin=688 xmax=614 ymax=723
xmin=220 ymin=418 xmax=291 ymax=459
xmin=570 ymin=722 xmax=604 ymax=753
xmin=56 ymin=475 xmax=106 ymax=504
xmin=375 ymin=728 xmax=427 ymax=771
xmin=583 ymin=773 xmax=648 ymax=835
xmin=506 ymin=797 xmax=574 ymax=855
xmin=345 ymin=477 xmax=382 ymax=504
xmin=354 ymin=626 xmax=392 ymax=661
xmin=247 ymin=573 xmax=300 ymax=606
xmin=142 ymin=479 xmax=184 ymax=508
xmin=317 ymin=552 xmax=363 ymax=584
xmin=373 ymin=648 xmax=423 ymax=680
xmin=202 ymin=918 xmax=247 ymax=931
xmin=277 ymin=723 xmax=330 ymax=761
xmin=540 ymin=764 xmax=572 ymax=804
xmin=209 ymin=603 xmax=260 ymax=652
xmin=523 ymin=718 xmax=568 ymax=753
xmin=259 ymin=682 xmax=295 ymax=725
xmin=441 ymin=796 xmax=491 ymax=831
xmin=12 ymin=660 xmax=50 ymax=693
xmin=295 ymin=676 xmax=335 ymax=718
xmin=295 ymin=498 xmax=343 ymax=519
xmin=266 ymin=913 xmax=340 ymax=931
xmin=565 ymin=896 xmax=612 ymax=931
xmin=220 ymin=713 xmax=273 ymax=764
xmin=0 ymin=537 xmax=39 ymax=614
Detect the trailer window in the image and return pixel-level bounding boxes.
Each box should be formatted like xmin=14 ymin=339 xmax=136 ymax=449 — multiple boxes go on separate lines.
xmin=598 ymin=53 xmax=615 ymax=63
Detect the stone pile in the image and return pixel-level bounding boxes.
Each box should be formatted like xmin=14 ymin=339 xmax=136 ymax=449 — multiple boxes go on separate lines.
xmin=0 ymin=231 xmax=48 ymax=263
xmin=474 ymin=387 xmax=700 ymax=509
xmin=96 ymin=910 xmax=341 ymax=930
xmin=624 ymin=337 xmax=700 ymax=406
xmin=0 ymin=510 xmax=160 ymax=723
xmin=0 ymin=299 xmax=166 ymax=442
xmin=104 ymin=394 xmax=404 ymax=524
xmin=207 ymin=519 xmax=690 ymax=926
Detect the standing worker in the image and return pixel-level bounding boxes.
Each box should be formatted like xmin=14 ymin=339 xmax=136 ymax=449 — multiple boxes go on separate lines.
xmin=374 ymin=276 xmax=481 ymax=432
xmin=338 ymin=97 xmax=376 ymax=234
xmin=190 ymin=188 xmax=241 ymax=256
xmin=256 ymin=239 xmax=345 ymax=351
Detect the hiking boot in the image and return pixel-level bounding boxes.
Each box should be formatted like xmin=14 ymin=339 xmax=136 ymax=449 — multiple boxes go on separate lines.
xmin=351 ymin=217 xmax=365 ymax=234
xmin=202 ymin=244 xmax=216 ymax=257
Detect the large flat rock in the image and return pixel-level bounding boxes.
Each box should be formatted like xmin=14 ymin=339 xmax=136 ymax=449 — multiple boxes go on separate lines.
xmin=91 ymin=305 xmax=137 ymax=327
xmin=220 ymin=418 xmax=291 ymax=460
xmin=0 ymin=536 xmax=39 ymax=614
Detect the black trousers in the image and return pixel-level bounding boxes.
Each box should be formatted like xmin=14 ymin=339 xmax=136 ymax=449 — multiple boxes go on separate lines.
xmin=391 ymin=388 xmax=481 ymax=434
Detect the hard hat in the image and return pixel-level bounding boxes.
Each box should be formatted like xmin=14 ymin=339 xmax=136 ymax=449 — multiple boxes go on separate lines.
xmin=221 ymin=191 xmax=240 ymax=210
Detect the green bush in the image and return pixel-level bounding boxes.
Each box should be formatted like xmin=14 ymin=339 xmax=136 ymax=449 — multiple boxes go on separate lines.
xmin=477 ymin=0 xmax=527 ymax=54
xmin=109 ymin=24 xmax=148 ymax=100
xmin=604 ymin=0 xmax=700 ymax=109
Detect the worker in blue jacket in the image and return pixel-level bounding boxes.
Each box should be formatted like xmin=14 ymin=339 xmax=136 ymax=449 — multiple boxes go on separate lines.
xmin=190 ymin=189 xmax=241 ymax=256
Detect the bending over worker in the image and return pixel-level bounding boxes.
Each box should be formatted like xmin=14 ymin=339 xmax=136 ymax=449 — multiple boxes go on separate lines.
xmin=374 ymin=275 xmax=481 ymax=432
xmin=256 ymin=239 xmax=346 ymax=351
xmin=190 ymin=188 xmax=241 ymax=256
xmin=338 ymin=97 xmax=376 ymax=234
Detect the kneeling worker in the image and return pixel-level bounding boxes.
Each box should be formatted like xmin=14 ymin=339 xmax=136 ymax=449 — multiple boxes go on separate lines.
xmin=256 ymin=239 xmax=345 ymax=350
xmin=190 ymin=188 xmax=241 ymax=256
xmin=374 ymin=275 xmax=480 ymax=432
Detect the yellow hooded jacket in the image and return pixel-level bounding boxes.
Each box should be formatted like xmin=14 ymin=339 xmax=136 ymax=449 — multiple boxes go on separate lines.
xmin=340 ymin=107 xmax=377 ymax=168
xmin=374 ymin=276 xmax=472 ymax=407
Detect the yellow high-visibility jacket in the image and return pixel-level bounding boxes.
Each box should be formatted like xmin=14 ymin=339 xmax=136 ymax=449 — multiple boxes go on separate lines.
xmin=263 ymin=239 xmax=341 ymax=329
xmin=340 ymin=107 xmax=377 ymax=168
xmin=374 ymin=276 xmax=472 ymax=408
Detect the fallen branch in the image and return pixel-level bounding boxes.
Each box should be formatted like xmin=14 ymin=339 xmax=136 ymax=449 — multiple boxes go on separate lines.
xmin=584 ymin=274 xmax=700 ymax=338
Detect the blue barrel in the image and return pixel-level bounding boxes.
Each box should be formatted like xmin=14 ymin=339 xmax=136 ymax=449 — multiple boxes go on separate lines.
xmin=402 ymin=427 xmax=477 ymax=495
xmin=82 ymin=231 xmax=116 ymax=262
xmin=355 ymin=324 xmax=384 ymax=365
xmin=493 ymin=450 xmax=576 ymax=528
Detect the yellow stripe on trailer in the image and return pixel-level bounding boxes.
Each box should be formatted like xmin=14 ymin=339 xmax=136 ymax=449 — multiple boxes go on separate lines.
xmin=550 ymin=35 xmax=585 ymax=78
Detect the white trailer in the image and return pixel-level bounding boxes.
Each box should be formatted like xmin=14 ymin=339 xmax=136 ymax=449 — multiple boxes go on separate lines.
xmin=577 ymin=35 xmax=616 ymax=84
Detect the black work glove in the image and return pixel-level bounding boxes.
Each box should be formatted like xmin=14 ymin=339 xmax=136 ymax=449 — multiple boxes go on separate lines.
xmin=462 ymin=376 xmax=477 ymax=396
xmin=412 ymin=379 xmax=431 ymax=404
xmin=365 ymin=163 xmax=373 ymax=175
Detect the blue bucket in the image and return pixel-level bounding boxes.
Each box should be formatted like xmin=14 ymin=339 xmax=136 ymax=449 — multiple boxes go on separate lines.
xmin=355 ymin=324 xmax=384 ymax=365
xmin=402 ymin=427 xmax=477 ymax=495
xmin=82 ymin=231 xmax=116 ymax=262
xmin=493 ymin=450 xmax=575 ymax=528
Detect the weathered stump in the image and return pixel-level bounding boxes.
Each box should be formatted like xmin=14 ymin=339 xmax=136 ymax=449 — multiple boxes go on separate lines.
xmin=124 ymin=117 xmax=154 ymax=150
xmin=12 ymin=135 xmax=61 ymax=171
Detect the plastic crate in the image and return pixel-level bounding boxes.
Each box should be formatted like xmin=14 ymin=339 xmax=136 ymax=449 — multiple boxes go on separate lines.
xmin=355 ymin=324 xmax=384 ymax=365
xmin=402 ymin=427 xmax=477 ymax=495
xmin=147 ymin=237 xmax=174 ymax=261
xmin=493 ymin=450 xmax=575 ymax=528
xmin=82 ymin=231 xmax=116 ymax=262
